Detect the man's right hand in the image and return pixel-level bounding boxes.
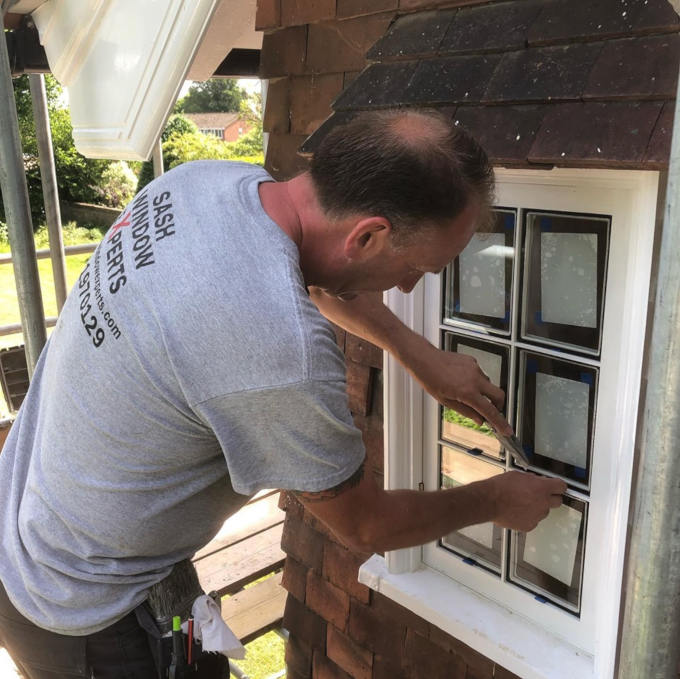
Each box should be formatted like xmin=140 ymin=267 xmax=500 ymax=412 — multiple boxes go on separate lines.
xmin=488 ymin=471 xmax=567 ymax=532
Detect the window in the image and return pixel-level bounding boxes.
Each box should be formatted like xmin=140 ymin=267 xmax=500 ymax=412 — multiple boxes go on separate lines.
xmin=200 ymin=127 xmax=224 ymax=139
xmin=361 ymin=169 xmax=659 ymax=679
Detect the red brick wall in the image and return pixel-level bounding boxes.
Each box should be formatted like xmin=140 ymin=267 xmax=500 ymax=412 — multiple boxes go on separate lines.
xmin=259 ymin=1 xmax=521 ymax=676
xmin=0 ymin=422 xmax=10 ymax=453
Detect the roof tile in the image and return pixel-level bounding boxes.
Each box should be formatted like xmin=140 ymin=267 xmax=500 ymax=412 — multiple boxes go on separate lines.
xmin=440 ymin=1 xmax=544 ymax=54
xmin=333 ymin=61 xmax=419 ymax=109
xmin=453 ymin=105 xmax=549 ymax=164
xmin=484 ymin=42 xmax=604 ymax=103
xmin=402 ymin=54 xmax=502 ymax=105
xmin=367 ymin=10 xmax=457 ymax=60
xmin=528 ymin=0 xmax=678 ymax=46
xmin=584 ymin=33 xmax=680 ymax=99
xmin=528 ymin=101 xmax=663 ymax=166
xmin=644 ymin=101 xmax=675 ymax=166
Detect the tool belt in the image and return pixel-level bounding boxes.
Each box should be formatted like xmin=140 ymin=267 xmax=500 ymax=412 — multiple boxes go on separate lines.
xmin=136 ymin=560 xmax=230 ymax=679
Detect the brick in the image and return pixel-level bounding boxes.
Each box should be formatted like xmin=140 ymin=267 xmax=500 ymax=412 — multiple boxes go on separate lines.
xmin=400 ymin=0 xmax=489 ymax=9
xmin=256 ymin=0 xmax=281 ymax=30
xmin=264 ymin=133 xmax=310 ymax=180
xmin=353 ymin=411 xmax=384 ymax=473
xmin=371 ymin=591 xmax=430 ymax=638
xmin=281 ymin=0 xmax=336 ymax=27
xmin=283 ymin=593 xmax=328 ymax=647
xmin=645 ymin=101 xmax=674 ymax=168
xmin=262 ymin=77 xmax=290 ymax=134
xmin=338 ymin=0 xmax=398 ymax=20
xmin=348 ymin=599 xmax=406 ymax=656
xmin=466 ymin=666 xmax=493 ymax=679
xmin=333 ymin=61 xmax=418 ymax=109
xmin=528 ymin=101 xmax=664 ymax=167
xmin=484 ymin=42 xmax=603 ymax=104
xmin=285 ymin=669 xmax=309 ymax=679
xmin=343 ymin=70 xmax=360 ymax=87
xmin=440 ymin=1 xmax=543 ymax=55
xmin=281 ymin=515 xmax=325 ymax=570
xmin=327 ymin=625 xmax=373 ymax=679
xmin=260 ymin=26 xmax=307 ymax=78
xmin=313 ymin=650 xmax=353 ymax=679
xmin=299 ymin=110 xmax=360 ymax=154
xmin=528 ymin=0 xmax=678 ymax=46
xmin=402 ymin=54 xmax=503 ymax=105
xmin=290 ymin=73 xmax=345 ymax=135
xmin=345 ymin=332 xmax=383 ymax=369
xmin=282 ymin=555 xmax=308 ymax=602
xmin=584 ymin=34 xmax=680 ymax=100
xmin=493 ymin=665 xmax=522 ymax=679
xmin=285 ymin=635 xmax=314 ymax=677
xmin=331 ymin=322 xmax=346 ymax=351
xmin=302 ymin=506 xmax=345 ymax=544
xmin=453 ymin=105 xmax=548 ymax=166
xmin=323 ymin=540 xmax=372 ymax=603
xmin=405 ymin=629 xmax=467 ymax=679
xmin=367 ymin=9 xmax=456 ymax=59
xmin=346 ymin=360 xmax=373 ymax=416
xmin=306 ymin=13 xmax=395 ymax=74
xmin=429 ymin=625 xmax=494 ymax=677
xmin=307 ymin=570 xmax=351 ymax=630
xmin=279 ymin=490 xmax=305 ymax=518
xmin=0 ymin=421 xmax=11 ymax=452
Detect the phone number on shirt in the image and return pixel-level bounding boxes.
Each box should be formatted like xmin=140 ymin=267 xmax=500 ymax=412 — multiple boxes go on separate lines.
xmin=77 ymin=261 xmax=105 ymax=348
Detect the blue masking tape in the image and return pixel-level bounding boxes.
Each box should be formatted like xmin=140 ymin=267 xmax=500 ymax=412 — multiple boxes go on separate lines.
xmin=504 ymin=213 xmax=515 ymax=230
xmin=579 ymin=372 xmax=594 ymax=385
xmin=539 ymin=216 xmax=552 ymax=231
xmin=534 ymin=310 xmax=543 ymax=324
xmin=526 ymin=358 xmax=539 ymax=374
xmin=534 ymin=595 xmax=549 ymax=604
xmin=462 ymin=557 xmax=477 ymax=566
xmin=573 ymin=467 xmax=587 ymax=479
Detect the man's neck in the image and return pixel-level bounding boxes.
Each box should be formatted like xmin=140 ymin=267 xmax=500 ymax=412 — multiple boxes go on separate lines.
xmin=258 ymin=173 xmax=346 ymax=288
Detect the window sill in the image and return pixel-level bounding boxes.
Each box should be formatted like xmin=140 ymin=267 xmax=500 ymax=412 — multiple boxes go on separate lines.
xmin=358 ymin=554 xmax=594 ymax=679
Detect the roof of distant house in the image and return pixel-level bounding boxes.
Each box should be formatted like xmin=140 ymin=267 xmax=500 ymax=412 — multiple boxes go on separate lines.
xmin=184 ymin=112 xmax=243 ymax=129
xmin=302 ymin=0 xmax=679 ymax=170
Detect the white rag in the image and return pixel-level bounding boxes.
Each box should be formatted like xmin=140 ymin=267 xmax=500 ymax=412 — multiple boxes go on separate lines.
xmin=190 ymin=595 xmax=246 ymax=659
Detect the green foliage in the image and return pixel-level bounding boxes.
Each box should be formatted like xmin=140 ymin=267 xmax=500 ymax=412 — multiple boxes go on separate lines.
xmin=176 ymin=79 xmax=247 ymax=113
xmin=0 ymin=220 xmax=105 ymax=253
xmin=224 ymin=125 xmax=264 ymax=158
xmin=443 ymin=407 xmax=493 ymax=435
xmin=137 ymin=114 xmax=198 ymax=192
xmin=1 ymin=75 xmax=113 ymax=226
xmin=162 ymin=130 xmax=237 ymax=168
xmin=93 ymin=161 xmax=137 ymax=208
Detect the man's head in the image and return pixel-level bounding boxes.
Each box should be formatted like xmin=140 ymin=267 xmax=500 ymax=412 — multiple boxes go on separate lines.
xmin=309 ymin=108 xmax=494 ymax=247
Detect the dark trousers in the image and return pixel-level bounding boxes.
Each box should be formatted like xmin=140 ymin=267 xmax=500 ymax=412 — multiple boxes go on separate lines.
xmin=0 ymin=579 xmax=157 ymax=678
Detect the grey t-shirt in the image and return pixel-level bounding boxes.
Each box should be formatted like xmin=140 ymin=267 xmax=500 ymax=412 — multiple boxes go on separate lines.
xmin=0 ymin=161 xmax=365 ymax=635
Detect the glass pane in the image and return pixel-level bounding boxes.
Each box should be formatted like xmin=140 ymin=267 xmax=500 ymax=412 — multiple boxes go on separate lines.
xmin=510 ymin=496 xmax=587 ymax=613
xmin=517 ymin=351 xmax=597 ymax=487
xmin=445 ymin=208 xmax=515 ymax=334
xmin=521 ymin=211 xmax=610 ymax=355
xmin=440 ymin=445 xmax=504 ymax=572
xmin=440 ymin=334 xmax=509 ymax=460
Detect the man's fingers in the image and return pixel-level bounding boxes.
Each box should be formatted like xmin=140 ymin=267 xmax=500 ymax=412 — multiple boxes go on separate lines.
xmin=482 ymin=380 xmax=506 ymax=412
xmin=548 ymin=494 xmax=564 ymax=509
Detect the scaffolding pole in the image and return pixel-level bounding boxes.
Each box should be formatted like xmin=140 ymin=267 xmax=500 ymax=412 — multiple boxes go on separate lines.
xmin=152 ymin=137 xmax=164 ymax=178
xmin=29 ymin=73 xmax=67 ymax=312
xmin=0 ymin=14 xmax=46 ymax=377
xmin=617 ymin=70 xmax=680 ymax=678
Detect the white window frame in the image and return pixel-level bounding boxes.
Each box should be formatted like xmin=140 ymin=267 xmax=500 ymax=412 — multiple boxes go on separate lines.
xmin=359 ymin=168 xmax=660 ymax=679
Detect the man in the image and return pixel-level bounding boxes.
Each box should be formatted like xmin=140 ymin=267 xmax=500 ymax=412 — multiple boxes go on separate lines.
xmin=0 ymin=109 xmax=565 ymax=677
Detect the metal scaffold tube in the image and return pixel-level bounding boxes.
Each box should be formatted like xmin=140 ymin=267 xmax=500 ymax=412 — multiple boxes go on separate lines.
xmin=29 ymin=72 xmax=67 ymax=312
xmin=0 ymin=14 xmax=46 ymax=376
xmin=617 ymin=69 xmax=680 ymax=677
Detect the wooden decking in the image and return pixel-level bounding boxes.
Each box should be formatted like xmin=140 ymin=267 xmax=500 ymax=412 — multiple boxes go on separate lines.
xmin=0 ymin=490 xmax=288 ymax=675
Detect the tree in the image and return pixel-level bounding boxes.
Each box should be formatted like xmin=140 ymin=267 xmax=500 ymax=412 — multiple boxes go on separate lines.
xmin=175 ymin=79 xmax=247 ymax=113
xmin=136 ymin=114 xmax=198 ymax=191
xmin=1 ymin=75 xmax=114 ymax=226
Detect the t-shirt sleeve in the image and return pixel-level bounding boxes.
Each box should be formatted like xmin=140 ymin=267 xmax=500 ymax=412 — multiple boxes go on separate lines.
xmin=192 ymin=379 xmax=366 ymax=495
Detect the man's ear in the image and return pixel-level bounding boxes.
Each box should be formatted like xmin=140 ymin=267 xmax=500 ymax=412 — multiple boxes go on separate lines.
xmin=343 ymin=217 xmax=392 ymax=260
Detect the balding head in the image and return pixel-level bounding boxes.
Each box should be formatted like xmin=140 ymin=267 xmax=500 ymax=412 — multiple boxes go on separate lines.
xmin=310 ymin=109 xmax=494 ymax=244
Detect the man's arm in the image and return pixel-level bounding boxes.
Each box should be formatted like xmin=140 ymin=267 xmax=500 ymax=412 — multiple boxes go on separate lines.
xmin=296 ymin=462 xmax=566 ymax=554
xmin=310 ymin=288 xmax=511 ymax=434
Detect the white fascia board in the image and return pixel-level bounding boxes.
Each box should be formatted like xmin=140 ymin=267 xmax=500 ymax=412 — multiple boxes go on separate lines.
xmin=32 ymin=0 xmax=221 ymax=160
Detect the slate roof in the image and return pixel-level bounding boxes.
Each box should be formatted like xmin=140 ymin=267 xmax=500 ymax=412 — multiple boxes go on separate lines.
xmin=302 ymin=0 xmax=680 ymax=169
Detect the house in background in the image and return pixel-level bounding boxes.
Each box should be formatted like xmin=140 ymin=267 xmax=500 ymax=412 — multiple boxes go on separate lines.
xmin=256 ymin=0 xmax=679 ymax=677
xmin=183 ymin=112 xmax=253 ymax=141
